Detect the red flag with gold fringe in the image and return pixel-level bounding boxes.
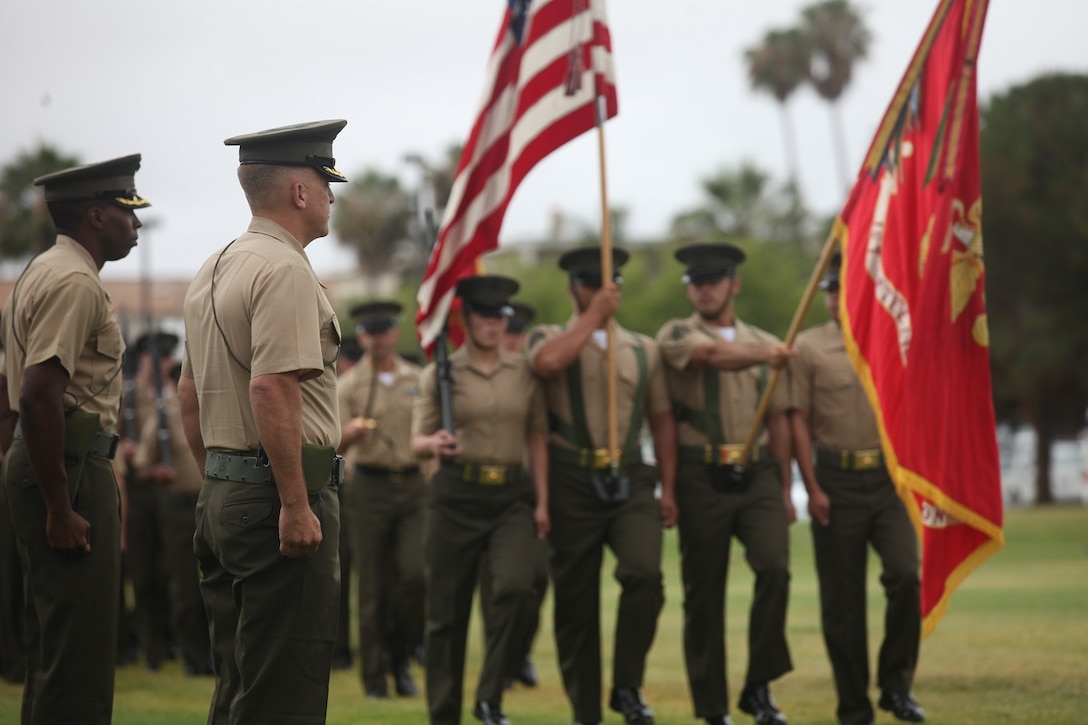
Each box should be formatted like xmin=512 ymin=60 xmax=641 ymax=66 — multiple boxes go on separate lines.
xmin=835 ymin=0 xmax=1003 ymax=635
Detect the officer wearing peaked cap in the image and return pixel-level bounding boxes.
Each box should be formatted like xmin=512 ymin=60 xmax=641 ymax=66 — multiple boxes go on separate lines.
xmin=119 ymin=328 xmax=181 ymax=672
xmin=788 ymin=252 xmax=924 ymax=725
xmin=180 ymin=119 xmax=347 ymax=725
xmin=338 ymin=299 xmax=425 ymax=699
xmin=655 ymin=242 xmax=796 ymax=725
xmin=225 ymin=119 xmax=349 ymax=182
xmin=504 ymin=302 xmax=536 ymax=352
xmin=526 ymin=246 xmax=677 ymax=725
xmin=411 ymin=275 xmax=548 ymax=725
xmin=133 ymin=331 xmax=181 ymax=357
xmin=2 ymin=154 xmax=150 ymax=723
xmin=478 ymin=297 xmax=548 ymax=690
xmin=132 ymin=359 xmax=212 ymax=678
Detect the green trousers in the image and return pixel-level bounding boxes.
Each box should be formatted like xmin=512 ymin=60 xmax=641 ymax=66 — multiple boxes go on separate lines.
xmin=811 ymin=465 xmax=920 ymax=725
xmin=194 ymin=477 xmax=341 ymax=725
xmin=333 ymin=484 xmax=353 ymax=667
xmin=548 ymin=461 xmax=664 ymax=725
xmin=344 ymin=468 xmax=425 ymax=695
xmin=0 ymin=472 xmax=26 ymax=683
xmin=3 ymin=441 xmax=120 ymax=725
xmin=479 ymin=536 xmax=549 ymax=677
xmin=157 ymin=490 xmax=209 ymax=672
xmin=676 ymin=460 xmax=792 ymax=719
xmin=126 ymin=481 xmax=170 ymax=668
xmin=424 ymin=468 xmax=536 ymax=724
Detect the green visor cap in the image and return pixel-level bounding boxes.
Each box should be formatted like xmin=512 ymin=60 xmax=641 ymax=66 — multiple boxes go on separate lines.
xmin=819 ymin=251 xmax=842 ymax=290
xmin=133 ymin=330 xmax=180 ymax=357
xmin=456 ymin=275 xmax=520 ymax=316
xmin=34 ymin=154 xmax=150 ymax=209
xmin=675 ymin=242 xmax=746 ymax=284
xmin=558 ymin=246 xmax=629 ymax=285
xmin=352 ymin=300 xmax=402 ymax=333
xmin=224 ymin=119 xmax=348 ymax=182
xmin=507 ymin=302 xmax=536 ymax=333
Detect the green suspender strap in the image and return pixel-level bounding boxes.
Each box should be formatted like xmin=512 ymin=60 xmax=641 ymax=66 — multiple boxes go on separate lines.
xmin=674 ymin=354 xmax=769 ymax=451
xmin=671 ymin=367 xmax=724 ymax=445
xmin=550 ymin=334 xmax=647 ymax=462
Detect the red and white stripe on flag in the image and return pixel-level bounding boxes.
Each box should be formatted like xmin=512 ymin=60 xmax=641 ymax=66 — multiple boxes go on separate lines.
xmin=416 ymin=0 xmax=618 ymax=352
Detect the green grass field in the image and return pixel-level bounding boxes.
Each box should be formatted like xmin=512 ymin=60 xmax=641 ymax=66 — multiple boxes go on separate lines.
xmin=2 ymin=507 xmax=1085 ymax=724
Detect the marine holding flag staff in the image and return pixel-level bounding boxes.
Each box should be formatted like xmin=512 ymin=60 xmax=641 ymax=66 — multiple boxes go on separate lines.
xmin=1 ymin=154 xmax=148 ymax=724
xmin=411 ymin=275 xmax=548 ymax=725
xmin=788 ymin=253 xmax=923 ymax=725
xmin=655 ymin=243 xmax=795 ymax=725
xmin=179 ymin=120 xmax=346 ymax=725
xmin=526 ymin=246 xmax=677 ymax=725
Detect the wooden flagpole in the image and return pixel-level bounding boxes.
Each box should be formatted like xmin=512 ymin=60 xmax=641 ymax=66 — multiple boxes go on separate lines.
xmin=737 ymin=227 xmax=841 ymax=463
xmin=595 ymin=95 xmax=620 ymax=464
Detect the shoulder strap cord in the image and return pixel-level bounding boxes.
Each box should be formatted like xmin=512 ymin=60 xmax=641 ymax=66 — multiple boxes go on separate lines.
xmin=209 ymin=237 xmax=340 ymax=376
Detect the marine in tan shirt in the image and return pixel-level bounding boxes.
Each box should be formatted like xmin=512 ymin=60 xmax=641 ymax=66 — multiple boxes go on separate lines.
xmin=411 ymin=275 xmax=548 ymax=725
xmin=133 ymin=361 xmax=211 ymax=675
xmin=655 ymin=242 xmax=794 ymax=725
xmin=337 ymin=300 xmax=424 ymax=699
xmin=1 ymin=154 xmax=149 ymax=724
xmin=788 ymin=252 xmax=923 ymax=725
xmin=338 ymin=303 xmax=420 ymax=472
xmin=177 ymin=119 xmax=347 ymax=725
xmin=525 ymin=246 xmax=675 ymax=725
xmin=122 ymin=330 xmax=181 ymax=671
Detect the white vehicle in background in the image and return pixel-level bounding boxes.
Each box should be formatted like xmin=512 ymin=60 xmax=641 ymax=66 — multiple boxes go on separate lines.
xmin=998 ymin=424 xmax=1088 ymax=506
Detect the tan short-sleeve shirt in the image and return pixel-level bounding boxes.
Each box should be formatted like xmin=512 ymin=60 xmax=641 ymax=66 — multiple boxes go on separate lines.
xmin=1 ymin=236 xmax=124 ymax=430
xmin=656 ymin=313 xmax=788 ymax=447
xmin=412 ymin=348 xmax=546 ymax=465
xmin=133 ymin=390 xmax=204 ymax=495
xmin=526 ymin=320 xmax=670 ymax=451
xmin=181 ymin=217 xmax=341 ymax=451
xmin=338 ymin=355 xmax=421 ymax=469
xmin=789 ymin=321 xmax=880 ymax=451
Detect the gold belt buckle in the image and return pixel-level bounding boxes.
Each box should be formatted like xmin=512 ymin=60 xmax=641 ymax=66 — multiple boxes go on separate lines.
xmin=592 ymin=448 xmax=611 ymax=470
xmin=478 ymin=465 xmax=507 ymax=485
xmin=719 ymin=444 xmax=744 ymax=466
xmin=853 ymin=449 xmax=881 ymax=471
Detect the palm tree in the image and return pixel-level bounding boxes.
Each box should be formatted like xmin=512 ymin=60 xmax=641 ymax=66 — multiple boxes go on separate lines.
xmin=801 ymin=0 xmax=872 ymax=191
xmin=331 ymin=169 xmax=412 ymax=280
xmin=744 ymin=27 xmax=811 ymax=206
xmin=670 ymin=162 xmax=806 ymax=244
xmin=0 ymin=144 xmax=80 ymax=260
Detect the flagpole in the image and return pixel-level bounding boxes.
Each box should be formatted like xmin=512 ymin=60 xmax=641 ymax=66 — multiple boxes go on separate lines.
xmin=737 ymin=226 xmax=841 ymax=464
xmin=595 ymin=95 xmax=620 ymax=465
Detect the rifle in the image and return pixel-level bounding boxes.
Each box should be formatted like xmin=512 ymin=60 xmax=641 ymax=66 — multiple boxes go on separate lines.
xmin=145 ymin=320 xmax=173 ymax=468
xmin=423 ymin=209 xmax=455 ymax=434
xmin=120 ymin=309 xmax=139 ymax=443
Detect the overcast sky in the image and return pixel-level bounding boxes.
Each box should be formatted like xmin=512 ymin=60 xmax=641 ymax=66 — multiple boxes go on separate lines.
xmin=2 ymin=0 xmax=1085 ymax=280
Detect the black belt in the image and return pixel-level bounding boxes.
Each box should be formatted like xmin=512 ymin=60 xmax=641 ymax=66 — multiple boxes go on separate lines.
xmin=13 ymin=421 xmax=119 ymax=460
xmin=205 ymin=449 xmax=344 ymax=489
xmin=548 ymin=443 xmax=642 ymax=470
xmin=678 ymin=444 xmax=769 ymax=466
xmin=354 ymin=464 xmax=420 ymax=483
xmin=439 ymin=461 xmax=521 ymax=486
xmin=816 ymin=447 xmax=884 ymax=472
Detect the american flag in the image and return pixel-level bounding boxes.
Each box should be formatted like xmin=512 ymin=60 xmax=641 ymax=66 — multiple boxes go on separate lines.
xmin=416 ymin=0 xmax=618 ymax=351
